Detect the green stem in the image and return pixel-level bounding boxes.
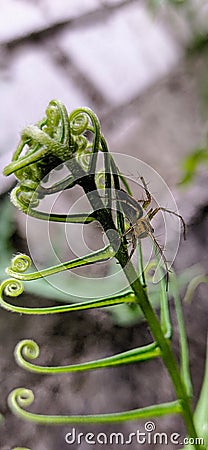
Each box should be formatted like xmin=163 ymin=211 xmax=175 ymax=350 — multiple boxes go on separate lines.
xmin=65 ymin=155 xmax=202 ymax=448
xmin=8 ymin=388 xmax=182 ymax=424
xmin=7 ymin=245 xmax=113 ymax=280
xmin=74 ymin=187 xmax=201 ymax=446
xmin=0 ymin=281 xmax=136 ymax=315
xmin=172 ymin=274 xmax=193 ymax=397
xmin=119 ymin=258 xmax=202 ymax=449
xmin=15 ymin=339 xmax=160 ymax=374
xmin=138 ymin=242 xmax=146 ymax=288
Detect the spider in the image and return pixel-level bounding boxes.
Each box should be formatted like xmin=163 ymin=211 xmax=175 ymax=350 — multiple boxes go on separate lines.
xmin=115 ymin=177 xmax=186 ymax=288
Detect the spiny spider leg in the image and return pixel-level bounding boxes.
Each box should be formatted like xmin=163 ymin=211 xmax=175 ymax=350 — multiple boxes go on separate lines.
xmin=147 ymin=230 xmax=170 ymax=290
xmin=140 ymin=176 xmax=152 ymax=209
xmin=125 ymin=176 xmax=151 ymax=209
xmin=148 ymin=207 xmax=187 ymax=240
xmin=116 ymin=221 xmax=138 ymax=256
xmin=118 ymin=218 xmax=170 ymax=289
xmin=129 ymin=230 xmax=137 ymax=259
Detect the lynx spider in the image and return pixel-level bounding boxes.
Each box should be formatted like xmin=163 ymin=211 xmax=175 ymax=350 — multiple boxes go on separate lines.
xmin=115 ymin=177 xmax=186 ymax=288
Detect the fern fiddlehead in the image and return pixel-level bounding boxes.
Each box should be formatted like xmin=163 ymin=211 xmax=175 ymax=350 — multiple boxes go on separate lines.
xmin=1 ymin=100 xmax=205 ymax=449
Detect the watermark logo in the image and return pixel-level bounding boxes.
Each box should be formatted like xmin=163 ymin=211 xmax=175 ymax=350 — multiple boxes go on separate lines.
xmin=64 ymin=422 xmax=204 ymax=446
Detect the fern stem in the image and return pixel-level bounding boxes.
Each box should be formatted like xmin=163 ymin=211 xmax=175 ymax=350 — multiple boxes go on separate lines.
xmin=67 ymin=155 xmax=202 ymax=449
xmin=119 ymin=258 xmax=203 ymax=449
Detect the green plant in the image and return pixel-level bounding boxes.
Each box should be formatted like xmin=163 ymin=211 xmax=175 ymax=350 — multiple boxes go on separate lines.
xmin=1 ymin=100 xmax=207 ymax=449
xmin=180 ymin=145 xmax=208 ymax=186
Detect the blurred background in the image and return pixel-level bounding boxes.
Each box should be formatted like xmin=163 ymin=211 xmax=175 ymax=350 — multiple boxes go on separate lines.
xmin=0 ymin=1 xmax=208 ymax=449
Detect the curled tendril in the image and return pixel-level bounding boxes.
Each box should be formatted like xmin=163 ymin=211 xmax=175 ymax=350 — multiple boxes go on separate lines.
xmin=45 ymin=103 xmax=60 ymax=135
xmin=70 ymin=111 xmax=89 ymax=135
xmin=77 ymin=148 xmax=92 ymax=170
xmin=10 ymin=181 xmax=40 ymax=210
xmin=8 ymin=388 xmax=34 ymax=412
xmin=144 ymin=260 xmax=167 ymax=285
xmin=15 ymin=340 xmax=40 ymax=363
xmin=2 ymin=279 xmax=24 ymax=298
xmin=75 ymin=135 xmax=88 ymax=152
xmin=8 ymin=387 xmax=181 ymax=424
xmin=4 ymin=102 xmax=103 ymax=217
xmin=96 ymin=170 xmax=106 ymax=189
xmin=18 ymin=190 xmax=40 ymax=208
xmin=144 ymin=260 xmax=158 ymax=282
xmin=14 ymin=338 xmax=160 ymax=374
xmin=19 ymin=179 xmax=39 ymax=192
xmin=3 ymin=100 xmax=72 ymax=208
xmin=18 ymin=177 xmax=41 ymax=207
xmin=69 ymin=107 xmax=101 ymax=174
xmin=6 ymin=245 xmax=114 ymax=282
xmin=0 ymin=276 xmax=136 ymax=315
xmin=10 ymin=186 xmax=31 ymax=213
xmin=183 ymin=274 xmax=208 ymax=303
xmin=9 ymin=254 xmax=31 ymax=274
xmin=10 ymin=185 xmax=95 ymax=224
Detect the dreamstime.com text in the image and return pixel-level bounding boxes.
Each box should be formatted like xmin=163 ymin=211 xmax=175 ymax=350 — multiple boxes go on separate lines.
xmin=64 ymin=422 xmax=204 ymax=446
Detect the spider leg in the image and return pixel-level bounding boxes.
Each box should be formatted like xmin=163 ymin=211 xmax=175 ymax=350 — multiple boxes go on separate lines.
xmin=129 ymin=231 xmax=137 ymax=259
xmin=121 ymin=223 xmax=135 ymax=239
xmin=148 ymin=207 xmax=186 ymax=240
xmin=148 ymin=230 xmax=169 ymax=291
xmin=140 ymin=176 xmax=152 ymax=209
xmin=117 ymin=222 xmax=138 ymax=259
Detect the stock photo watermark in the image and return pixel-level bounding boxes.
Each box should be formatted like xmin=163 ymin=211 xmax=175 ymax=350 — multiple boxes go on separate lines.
xmin=64 ymin=421 xmax=204 ymax=446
